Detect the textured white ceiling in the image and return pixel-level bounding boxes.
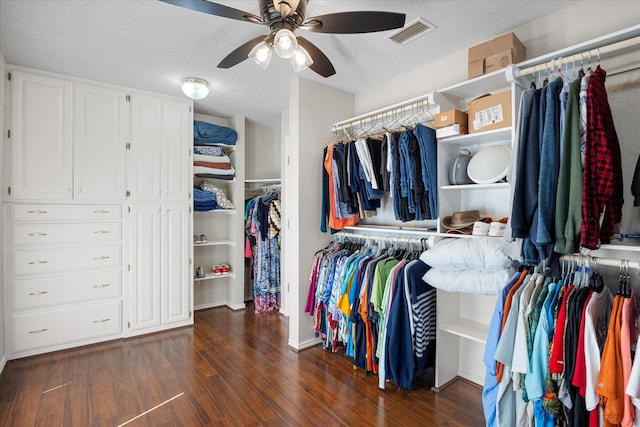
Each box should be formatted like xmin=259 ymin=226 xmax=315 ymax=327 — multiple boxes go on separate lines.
xmin=0 ymin=0 xmax=578 ymax=126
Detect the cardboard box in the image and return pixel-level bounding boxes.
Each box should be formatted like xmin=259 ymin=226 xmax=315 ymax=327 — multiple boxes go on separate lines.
xmin=468 ymin=33 xmax=526 ymax=79
xmin=436 ymin=124 xmax=468 ymax=139
xmin=467 ymin=90 xmax=511 ymax=134
xmin=434 ymin=109 xmax=468 ymax=129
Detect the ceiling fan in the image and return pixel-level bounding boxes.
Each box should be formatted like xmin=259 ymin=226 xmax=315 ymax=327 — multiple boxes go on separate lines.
xmin=159 ymin=0 xmax=406 ymax=77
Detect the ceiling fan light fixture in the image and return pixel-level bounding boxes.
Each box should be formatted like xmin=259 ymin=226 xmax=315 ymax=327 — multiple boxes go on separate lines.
xmin=248 ymin=41 xmax=273 ymax=69
xmin=181 ymin=77 xmax=209 ymax=100
xmin=273 ymin=28 xmax=298 ymax=59
xmin=291 ymin=46 xmax=313 ymax=72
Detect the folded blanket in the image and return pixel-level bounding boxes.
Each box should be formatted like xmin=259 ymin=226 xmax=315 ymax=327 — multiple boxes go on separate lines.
xmin=194 ymin=173 xmax=235 ymax=180
xmin=420 ymin=237 xmax=511 ymax=272
xmin=194 ymin=146 xmax=226 ymax=157
xmin=194 ymin=153 xmax=231 ymax=163
xmin=194 ymin=161 xmax=233 ymax=170
xmin=194 ymin=166 xmax=235 ymax=176
xmin=194 ymin=120 xmax=237 ymax=146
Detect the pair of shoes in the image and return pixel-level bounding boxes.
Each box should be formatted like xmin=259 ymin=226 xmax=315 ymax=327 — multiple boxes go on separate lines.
xmin=212 ymin=264 xmax=230 ymax=275
xmin=195 ymin=266 xmax=205 ymax=278
xmin=194 ymin=234 xmax=208 ymax=244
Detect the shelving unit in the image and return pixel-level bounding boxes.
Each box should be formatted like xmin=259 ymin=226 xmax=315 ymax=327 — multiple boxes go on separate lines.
xmin=192 ymin=113 xmax=246 ymax=311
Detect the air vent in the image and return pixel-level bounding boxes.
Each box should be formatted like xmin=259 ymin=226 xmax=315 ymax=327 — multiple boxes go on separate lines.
xmin=387 ymin=17 xmax=436 ymax=45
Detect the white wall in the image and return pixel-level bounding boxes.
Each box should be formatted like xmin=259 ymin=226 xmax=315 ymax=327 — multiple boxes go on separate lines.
xmin=0 ymin=52 xmax=5 ymax=371
xmin=285 ymin=77 xmax=354 ymax=350
xmin=355 ymin=1 xmax=640 ymax=115
xmin=245 ymin=120 xmax=280 ymax=180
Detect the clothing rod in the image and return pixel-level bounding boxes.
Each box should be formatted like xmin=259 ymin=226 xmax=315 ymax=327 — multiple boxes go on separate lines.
xmin=331 ymin=94 xmax=434 ymax=132
xmin=336 ymin=231 xmax=430 ymax=246
xmin=517 ymin=32 xmax=640 ymax=77
xmin=559 ymin=254 xmax=640 ymax=272
xmin=342 ymin=225 xmax=438 ymax=237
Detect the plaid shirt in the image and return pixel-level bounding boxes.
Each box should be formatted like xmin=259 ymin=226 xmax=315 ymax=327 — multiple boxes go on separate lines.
xmin=580 ymin=67 xmax=624 ymax=249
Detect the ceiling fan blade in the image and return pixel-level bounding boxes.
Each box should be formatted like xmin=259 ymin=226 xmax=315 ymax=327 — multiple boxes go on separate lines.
xmin=301 ymin=11 xmax=406 ymax=34
xmin=297 ymin=37 xmax=336 ymax=78
xmin=218 ymin=35 xmax=268 ymax=69
xmin=159 ymin=0 xmax=263 ymax=24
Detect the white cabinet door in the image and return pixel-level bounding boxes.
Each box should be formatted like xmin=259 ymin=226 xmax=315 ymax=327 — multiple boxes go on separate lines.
xmin=74 ymin=83 xmax=126 ymax=201
xmin=162 ymin=204 xmax=191 ymax=324
xmin=128 ymin=204 xmax=162 ymax=331
xmin=9 ymin=70 xmax=73 ymax=200
xmin=128 ymin=93 xmax=162 ymax=201
xmin=162 ymin=100 xmax=192 ymax=203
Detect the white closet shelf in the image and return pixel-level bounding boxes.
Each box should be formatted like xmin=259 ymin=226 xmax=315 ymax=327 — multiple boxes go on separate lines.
xmin=440 ymin=182 xmax=510 ymax=191
xmin=438 ymin=127 xmax=512 ymax=146
xmin=598 ymin=242 xmax=640 ymax=252
xmin=439 ymin=318 xmax=489 ymax=344
xmin=245 ymin=178 xmax=281 ymax=183
xmin=194 ymin=209 xmax=236 ymax=215
xmin=439 ymin=68 xmax=512 ymax=101
xmin=195 ymin=177 xmax=236 ymax=183
xmin=194 ymin=272 xmax=235 ymax=282
xmin=194 ymin=240 xmax=235 ymax=247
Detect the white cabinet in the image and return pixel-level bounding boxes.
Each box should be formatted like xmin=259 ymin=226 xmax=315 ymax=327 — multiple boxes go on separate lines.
xmin=128 ymin=94 xmax=192 ymax=202
xmin=3 ymin=66 xmax=193 ymax=359
xmin=9 ymin=70 xmax=73 ymax=200
xmin=128 ymin=204 xmax=192 ymax=333
xmin=7 ymin=70 xmax=127 ymax=202
xmin=128 ymin=94 xmax=162 ymax=201
xmin=3 ymin=203 xmax=124 ymax=357
xmin=162 ymin=100 xmax=192 ymax=203
xmin=162 ymin=204 xmax=191 ymax=324
xmin=74 ymin=83 xmax=127 ymax=201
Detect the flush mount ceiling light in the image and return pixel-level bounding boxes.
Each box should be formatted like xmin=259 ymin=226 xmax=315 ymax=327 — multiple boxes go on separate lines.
xmin=160 ymin=0 xmax=406 ymax=78
xmin=181 ymin=77 xmax=209 ymax=100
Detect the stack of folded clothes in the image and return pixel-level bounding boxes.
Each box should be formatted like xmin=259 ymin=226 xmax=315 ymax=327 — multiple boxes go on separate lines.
xmin=193 ymin=145 xmax=236 ymax=179
xmin=193 ymin=186 xmax=217 ymax=211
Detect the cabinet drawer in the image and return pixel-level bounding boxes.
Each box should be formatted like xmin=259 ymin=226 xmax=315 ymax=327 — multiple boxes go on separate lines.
xmin=10 ymin=245 xmax=122 ymax=276
xmin=12 ymin=301 xmax=122 ymax=352
xmin=9 ymin=222 xmax=122 ymax=247
xmin=11 ymin=270 xmax=122 ymax=310
xmin=9 ymin=204 xmax=121 ymax=221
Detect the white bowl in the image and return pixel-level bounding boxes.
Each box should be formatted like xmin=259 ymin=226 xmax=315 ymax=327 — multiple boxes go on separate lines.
xmin=467 ymin=145 xmax=511 ymax=184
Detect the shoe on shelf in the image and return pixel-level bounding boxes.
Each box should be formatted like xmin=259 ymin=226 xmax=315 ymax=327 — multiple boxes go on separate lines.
xmin=200 ymin=234 xmax=208 ymax=244
xmin=196 ymin=266 xmax=205 ymax=278
xmin=193 ymin=235 xmax=201 ymax=244
xmin=212 ymin=265 xmax=222 ymax=276
xmin=220 ymin=264 xmax=230 ymax=274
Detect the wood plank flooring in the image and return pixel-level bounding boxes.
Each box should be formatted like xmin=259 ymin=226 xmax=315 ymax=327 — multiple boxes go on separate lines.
xmin=0 ymin=304 xmax=485 ymax=426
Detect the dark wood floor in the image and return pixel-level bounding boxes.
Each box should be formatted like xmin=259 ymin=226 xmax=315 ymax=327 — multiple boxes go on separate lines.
xmin=0 ymin=304 xmax=485 ymax=426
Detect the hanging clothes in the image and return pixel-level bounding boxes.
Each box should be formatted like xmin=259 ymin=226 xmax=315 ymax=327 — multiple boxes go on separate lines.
xmin=245 ymin=188 xmax=281 ymax=313
xmin=306 ymin=237 xmax=435 ymax=390
xmin=483 ymin=259 xmax=640 ymax=427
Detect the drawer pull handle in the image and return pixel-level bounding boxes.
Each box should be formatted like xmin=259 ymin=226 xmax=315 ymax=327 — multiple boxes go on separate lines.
xmin=28 ymin=260 xmax=48 ymax=265
xmin=93 ymin=230 xmax=110 ymax=235
xmin=92 ymin=283 xmax=111 ymax=289
xmin=93 ymin=318 xmax=110 ymax=323
xmin=92 ymin=210 xmax=110 ymax=214
xmin=26 ymin=210 xmax=48 ymax=214
xmin=28 ymin=328 xmax=48 ymax=334
xmin=27 ymin=291 xmax=48 ymax=296
xmin=92 ymin=256 xmax=110 ymax=261
xmin=28 ymin=232 xmax=48 ymax=237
